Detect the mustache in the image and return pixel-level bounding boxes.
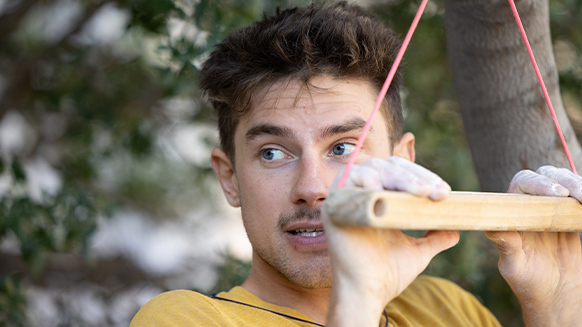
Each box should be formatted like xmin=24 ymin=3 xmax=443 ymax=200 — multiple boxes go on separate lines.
xmin=278 ymin=207 xmax=321 ymax=230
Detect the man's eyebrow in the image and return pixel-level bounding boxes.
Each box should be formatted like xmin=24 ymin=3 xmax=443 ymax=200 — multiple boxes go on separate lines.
xmin=319 ymin=117 xmax=371 ymax=140
xmin=245 ymin=123 xmax=296 ymax=141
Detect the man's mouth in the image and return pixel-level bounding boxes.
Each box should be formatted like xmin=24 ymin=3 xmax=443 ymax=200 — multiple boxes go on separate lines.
xmin=288 ymin=228 xmax=325 ymax=237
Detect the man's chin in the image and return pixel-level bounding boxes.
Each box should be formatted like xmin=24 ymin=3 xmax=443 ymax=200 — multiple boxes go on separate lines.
xmin=282 ymin=262 xmax=333 ymax=289
xmin=255 ymin=244 xmax=332 ymax=289
xmin=287 ymin=276 xmax=333 ymax=289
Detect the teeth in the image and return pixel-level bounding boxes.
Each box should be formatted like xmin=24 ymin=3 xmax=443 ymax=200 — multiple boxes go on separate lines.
xmin=292 ymin=228 xmax=324 ymax=237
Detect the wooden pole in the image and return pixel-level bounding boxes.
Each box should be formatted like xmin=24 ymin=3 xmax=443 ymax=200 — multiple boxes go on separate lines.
xmin=324 ymin=188 xmax=582 ymax=231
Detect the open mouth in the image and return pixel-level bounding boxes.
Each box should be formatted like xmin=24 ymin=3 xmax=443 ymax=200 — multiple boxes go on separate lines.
xmin=288 ymin=228 xmax=325 ymax=237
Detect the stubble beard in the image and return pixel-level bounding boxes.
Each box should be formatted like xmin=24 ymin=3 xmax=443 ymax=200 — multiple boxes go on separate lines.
xmin=243 ymin=204 xmax=332 ymax=289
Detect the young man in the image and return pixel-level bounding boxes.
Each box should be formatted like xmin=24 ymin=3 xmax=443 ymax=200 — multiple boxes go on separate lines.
xmin=131 ymin=2 xmax=582 ymax=326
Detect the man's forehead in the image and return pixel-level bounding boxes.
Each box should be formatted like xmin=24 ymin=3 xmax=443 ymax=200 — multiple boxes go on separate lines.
xmin=252 ymin=80 xmax=334 ymax=112
xmin=253 ymin=76 xmax=376 ymax=109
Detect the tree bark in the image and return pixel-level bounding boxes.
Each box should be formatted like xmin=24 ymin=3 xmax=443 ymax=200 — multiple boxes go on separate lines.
xmin=444 ymin=0 xmax=582 ymax=192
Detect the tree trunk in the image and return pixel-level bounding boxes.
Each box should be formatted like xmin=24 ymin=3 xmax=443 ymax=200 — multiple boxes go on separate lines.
xmin=444 ymin=0 xmax=582 ymax=192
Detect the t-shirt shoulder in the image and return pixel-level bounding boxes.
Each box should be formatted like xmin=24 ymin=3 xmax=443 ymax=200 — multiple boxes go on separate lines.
xmin=130 ymin=290 xmax=229 ymax=327
xmin=130 ymin=287 xmax=319 ymax=327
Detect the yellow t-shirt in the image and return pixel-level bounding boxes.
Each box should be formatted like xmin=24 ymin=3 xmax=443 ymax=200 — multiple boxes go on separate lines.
xmin=130 ymin=276 xmax=501 ymax=327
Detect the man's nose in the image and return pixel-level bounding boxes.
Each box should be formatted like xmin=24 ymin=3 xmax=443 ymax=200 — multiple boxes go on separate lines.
xmin=290 ymin=154 xmax=329 ymax=207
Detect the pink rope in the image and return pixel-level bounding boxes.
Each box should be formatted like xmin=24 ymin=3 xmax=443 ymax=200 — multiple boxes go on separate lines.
xmin=507 ymin=0 xmax=577 ymax=174
xmin=337 ymin=0 xmax=431 ymax=188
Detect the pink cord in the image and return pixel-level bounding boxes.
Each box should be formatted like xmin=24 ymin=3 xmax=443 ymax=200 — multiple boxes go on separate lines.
xmin=507 ymin=0 xmax=577 ymax=174
xmin=337 ymin=0 xmax=431 ymax=188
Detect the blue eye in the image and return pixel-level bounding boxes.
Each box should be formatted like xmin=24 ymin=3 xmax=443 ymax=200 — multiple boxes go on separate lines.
xmin=332 ymin=143 xmax=356 ymax=156
xmin=262 ymin=148 xmax=286 ymax=160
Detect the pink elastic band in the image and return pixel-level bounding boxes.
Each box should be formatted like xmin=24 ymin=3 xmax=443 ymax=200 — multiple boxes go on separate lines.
xmin=508 ymin=0 xmax=577 ymax=174
xmin=337 ymin=0 xmax=431 ymax=189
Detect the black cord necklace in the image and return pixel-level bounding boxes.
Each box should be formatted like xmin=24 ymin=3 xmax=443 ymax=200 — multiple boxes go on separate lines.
xmin=210 ymin=293 xmax=389 ymax=327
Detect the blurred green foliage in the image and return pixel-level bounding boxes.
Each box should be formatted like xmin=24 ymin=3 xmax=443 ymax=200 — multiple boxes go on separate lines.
xmin=0 ymin=0 xmax=581 ymax=326
xmin=0 ymin=276 xmax=27 ymax=327
xmin=206 ymin=254 xmax=253 ymax=296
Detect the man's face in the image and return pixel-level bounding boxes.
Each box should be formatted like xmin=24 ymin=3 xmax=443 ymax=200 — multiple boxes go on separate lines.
xmin=221 ymin=75 xmax=393 ymax=289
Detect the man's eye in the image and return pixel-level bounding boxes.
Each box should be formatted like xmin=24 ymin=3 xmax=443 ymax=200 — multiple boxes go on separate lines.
xmin=332 ymin=143 xmax=356 ymax=156
xmin=262 ymin=148 xmax=286 ymax=160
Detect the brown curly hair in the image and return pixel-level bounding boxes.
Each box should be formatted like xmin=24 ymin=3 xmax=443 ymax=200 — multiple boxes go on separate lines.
xmin=200 ymin=1 xmax=404 ymax=162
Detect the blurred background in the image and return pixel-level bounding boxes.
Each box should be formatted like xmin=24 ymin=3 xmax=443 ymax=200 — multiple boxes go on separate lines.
xmin=0 ymin=0 xmax=581 ymax=326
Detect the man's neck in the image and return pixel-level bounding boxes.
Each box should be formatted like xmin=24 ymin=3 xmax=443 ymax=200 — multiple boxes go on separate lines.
xmin=241 ymin=254 xmax=332 ymax=325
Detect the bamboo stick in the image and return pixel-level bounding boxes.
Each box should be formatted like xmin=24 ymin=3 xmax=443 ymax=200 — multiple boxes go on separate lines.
xmin=324 ymin=188 xmax=582 ymax=231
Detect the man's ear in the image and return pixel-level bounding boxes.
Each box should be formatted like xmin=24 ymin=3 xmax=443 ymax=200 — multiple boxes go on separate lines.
xmin=211 ymin=148 xmax=241 ymax=207
xmin=392 ymin=132 xmax=416 ymax=162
